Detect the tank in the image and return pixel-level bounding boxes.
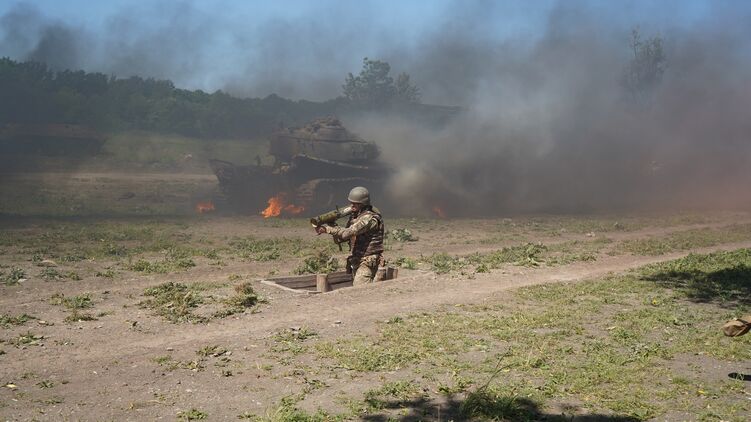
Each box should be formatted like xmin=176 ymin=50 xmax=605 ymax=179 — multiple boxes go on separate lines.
xmin=210 ymin=117 xmax=388 ymax=215
xmin=0 ymin=123 xmax=107 ymax=155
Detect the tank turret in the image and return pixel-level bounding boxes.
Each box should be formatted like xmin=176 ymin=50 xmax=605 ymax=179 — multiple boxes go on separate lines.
xmin=210 ymin=117 xmax=388 ymax=215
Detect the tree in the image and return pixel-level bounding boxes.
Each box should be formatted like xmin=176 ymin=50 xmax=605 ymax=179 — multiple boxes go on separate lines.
xmin=623 ymin=28 xmax=666 ymax=101
xmin=343 ymin=57 xmax=420 ymax=108
xmin=394 ymin=72 xmax=421 ymax=103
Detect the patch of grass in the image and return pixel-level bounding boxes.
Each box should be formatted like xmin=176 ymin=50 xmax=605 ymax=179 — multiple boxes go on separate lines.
xmin=0 ymin=314 xmax=36 ymax=328
xmin=618 ymin=224 xmax=751 ymax=256
xmin=139 ymin=282 xmax=204 ymax=323
xmin=177 ymin=408 xmax=207 ymax=421
xmin=294 ymin=251 xmax=339 ymax=275
xmin=426 ymin=253 xmax=465 ymax=274
xmin=1 ymin=267 xmax=25 ymax=285
xmin=362 ymin=380 xmax=423 ymax=412
xmin=196 ymin=345 xmax=228 ymax=358
xmin=12 ymin=331 xmax=44 ymax=347
xmin=272 ymin=327 xmax=318 ymax=357
xmin=36 ymin=380 xmax=54 ymax=389
xmin=95 ymin=269 xmax=116 ymax=278
xmin=394 ymin=256 xmax=418 ymax=270
xmin=49 ymin=293 xmax=93 ymax=310
xmin=244 ymin=395 xmax=341 ymax=422
xmin=152 ymin=355 xmax=205 ymax=372
xmin=312 ymin=249 xmax=751 ymax=420
xmin=386 ymin=228 xmax=418 ymax=242
xmin=39 ymin=268 xmax=64 ymax=281
xmin=129 ymin=247 xmax=196 ymax=274
xmin=640 ymin=248 xmax=751 ymax=305
xmin=461 ymin=386 xmax=536 ymax=420
xmin=228 ymin=236 xmax=304 ymax=261
xmin=64 ymin=311 xmax=98 ymax=323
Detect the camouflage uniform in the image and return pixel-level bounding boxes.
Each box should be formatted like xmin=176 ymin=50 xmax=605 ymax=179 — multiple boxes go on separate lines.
xmin=324 ymin=207 xmax=384 ymax=286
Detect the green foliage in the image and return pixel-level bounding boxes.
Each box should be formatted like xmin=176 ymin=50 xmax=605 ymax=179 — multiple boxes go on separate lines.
xmin=49 ymin=293 xmax=93 ymax=310
xmin=0 ymin=57 xmax=342 ymax=138
xmin=39 ymin=267 xmax=64 ymax=281
xmin=362 ymin=380 xmax=423 ymax=411
xmin=427 ymin=253 xmax=465 ymax=274
xmin=140 ymin=282 xmax=204 ymax=323
xmin=129 ymin=247 xmax=196 ymax=274
xmin=225 ymin=282 xmax=261 ymax=309
xmin=2 ymin=267 xmax=25 ymax=285
xmin=243 ymin=395 xmax=341 ymax=421
xmin=469 ymin=242 xmax=547 ymax=268
xmin=343 ymin=57 xmax=420 ymax=108
xmin=177 ymin=408 xmax=207 ymax=421
xmin=386 ymin=228 xmax=418 ymax=242
xmin=0 ymin=314 xmax=36 ymax=328
xmin=394 ymin=256 xmax=418 ymax=270
xmin=12 ymin=331 xmax=44 ymax=347
xmin=196 ymin=345 xmax=228 ymax=358
xmin=294 ymin=251 xmax=339 ymax=275
xmin=229 ymin=237 xmax=304 ymax=261
xmin=640 ymin=248 xmax=751 ymax=304
xmin=272 ymin=327 xmax=318 ymax=356
xmin=618 ymin=225 xmax=751 ymax=256
xmin=461 ymin=387 xmax=532 ymax=420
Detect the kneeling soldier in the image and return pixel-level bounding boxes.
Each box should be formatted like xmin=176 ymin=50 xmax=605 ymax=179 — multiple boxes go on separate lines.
xmin=315 ymin=186 xmax=384 ymax=285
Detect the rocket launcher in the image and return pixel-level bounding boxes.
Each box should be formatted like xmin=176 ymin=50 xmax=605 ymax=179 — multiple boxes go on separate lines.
xmin=310 ymin=205 xmax=354 ymax=251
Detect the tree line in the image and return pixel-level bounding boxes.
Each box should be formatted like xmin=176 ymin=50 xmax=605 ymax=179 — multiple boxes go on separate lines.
xmin=0 ymin=56 xmax=422 ymax=139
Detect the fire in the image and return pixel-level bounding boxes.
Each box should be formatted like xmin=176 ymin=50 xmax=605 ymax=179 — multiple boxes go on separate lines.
xmin=261 ymin=193 xmax=304 ymax=218
xmin=195 ymin=201 xmax=215 ymax=214
xmin=432 ymin=206 xmax=447 ymax=219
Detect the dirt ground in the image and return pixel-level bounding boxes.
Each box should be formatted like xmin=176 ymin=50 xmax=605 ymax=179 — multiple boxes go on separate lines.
xmin=1 ymin=171 xmax=750 ymax=421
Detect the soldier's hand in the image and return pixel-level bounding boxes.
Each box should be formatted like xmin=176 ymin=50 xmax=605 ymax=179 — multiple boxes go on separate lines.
xmin=315 ymin=226 xmax=327 ymax=235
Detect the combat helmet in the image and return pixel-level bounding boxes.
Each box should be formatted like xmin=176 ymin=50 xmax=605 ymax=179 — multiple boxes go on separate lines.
xmin=348 ymin=186 xmax=370 ymax=206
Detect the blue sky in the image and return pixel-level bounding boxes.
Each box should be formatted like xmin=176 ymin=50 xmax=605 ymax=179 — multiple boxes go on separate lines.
xmin=0 ymin=0 xmax=742 ymax=101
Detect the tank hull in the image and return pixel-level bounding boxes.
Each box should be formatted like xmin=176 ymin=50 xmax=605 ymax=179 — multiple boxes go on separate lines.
xmin=210 ymin=117 xmax=389 ymax=215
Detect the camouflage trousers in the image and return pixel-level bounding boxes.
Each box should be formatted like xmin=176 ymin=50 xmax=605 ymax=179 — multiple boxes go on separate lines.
xmin=347 ymin=254 xmax=381 ymax=286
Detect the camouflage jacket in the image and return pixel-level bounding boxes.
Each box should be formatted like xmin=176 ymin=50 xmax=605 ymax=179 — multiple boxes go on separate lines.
xmin=325 ymin=208 xmax=384 ymax=257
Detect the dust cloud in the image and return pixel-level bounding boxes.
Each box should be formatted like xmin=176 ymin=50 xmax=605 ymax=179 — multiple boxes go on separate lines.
xmin=1 ymin=1 xmax=750 ymax=215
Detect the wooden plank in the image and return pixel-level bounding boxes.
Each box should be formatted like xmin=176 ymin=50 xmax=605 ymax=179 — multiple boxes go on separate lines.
xmin=316 ymin=273 xmax=331 ymax=293
xmin=260 ymin=279 xmax=317 ymax=294
xmin=267 ymin=274 xmax=316 ymax=289
xmin=326 ymin=272 xmax=353 ymax=284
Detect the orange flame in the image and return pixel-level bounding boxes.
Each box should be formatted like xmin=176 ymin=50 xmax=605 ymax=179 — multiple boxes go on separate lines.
xmin=195 ymin=201 xmax=215 ymax=214
xmin=432 ymin=206 xmax=447 ymax=219
xmin=261 ymin=193 xmax=304 ymax=218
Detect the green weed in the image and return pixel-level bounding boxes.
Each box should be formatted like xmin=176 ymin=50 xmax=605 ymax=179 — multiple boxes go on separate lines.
xmin=2 ymin=267 xmax=25 ymax=285
xmin=294 ymin=251 xmax=339 ymax=275
xmin=394 ymin=256 xmax=418 ymax=270
xmin=0 ymin=314 xmax=36 ymax=328
xmin=140 ymin=282 xmax=204 ymax=323
xmin=618 ymin=225 xmax=751 ymax=256
xmin=272 ymin=327 xmax=318 ymax=356
xmin=177 ymin=408 xmax=207 ymax=421
xmin=386 ymin=228 xmax=418 ymax=242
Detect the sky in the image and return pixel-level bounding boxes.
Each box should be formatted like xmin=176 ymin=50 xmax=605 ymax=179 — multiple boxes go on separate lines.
xmin=0 ymin=0 xmax=728 ymax=103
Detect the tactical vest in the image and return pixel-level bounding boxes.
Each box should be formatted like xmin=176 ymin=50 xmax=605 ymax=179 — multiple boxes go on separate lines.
xmin=347 ymin=208 xmax=384 ymax=257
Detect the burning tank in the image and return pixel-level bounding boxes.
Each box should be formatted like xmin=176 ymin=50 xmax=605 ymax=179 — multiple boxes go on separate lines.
xmin=210 ymin=117 xmax=388 ymax=216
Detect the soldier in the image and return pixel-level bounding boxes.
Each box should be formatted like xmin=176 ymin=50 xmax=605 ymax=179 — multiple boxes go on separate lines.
xmin=315 ymin=186 xmax=384 ymax=286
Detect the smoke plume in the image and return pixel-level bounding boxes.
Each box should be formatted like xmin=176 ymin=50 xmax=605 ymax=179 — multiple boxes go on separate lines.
xmin=1 ymin=1 xmax=750 ymax=215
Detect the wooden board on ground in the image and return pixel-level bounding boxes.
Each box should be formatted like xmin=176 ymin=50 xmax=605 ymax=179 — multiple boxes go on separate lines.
xmin=261 ymin=267 xmax=398 ymax=293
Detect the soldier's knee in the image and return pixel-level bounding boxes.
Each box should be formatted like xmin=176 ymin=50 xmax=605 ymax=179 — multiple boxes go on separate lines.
xmin=353 ymin=267 xmax=375 ymax=286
